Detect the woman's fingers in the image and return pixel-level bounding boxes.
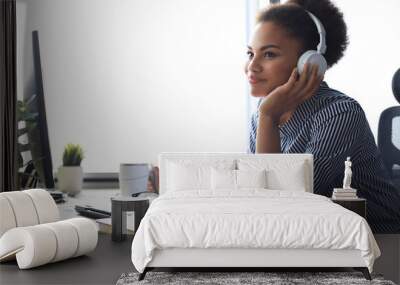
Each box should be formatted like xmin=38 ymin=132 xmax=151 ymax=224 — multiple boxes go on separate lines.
xmin=292 ymin=63 xmax=311 ymax=96
xmin=295 ymin=64 xmax=320 ymax=101
xmin=304 ymin=65 xmax=322 ymax=99
xmin=298 ymin=63 xmax=311 ymax=87
xmin=283 ymin=67 xmax=299 ymax=91
xmin=304 ymin=65 xmax=318 ymax=91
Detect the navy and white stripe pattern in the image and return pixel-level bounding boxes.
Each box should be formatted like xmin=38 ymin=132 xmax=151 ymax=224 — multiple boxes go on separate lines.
xmin=248 ymin=81 xmax=400 ymax=233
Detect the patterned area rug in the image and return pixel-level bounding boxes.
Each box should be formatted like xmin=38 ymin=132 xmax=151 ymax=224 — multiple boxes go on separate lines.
xmin=116 ymin=271 xmax=396 ymax=285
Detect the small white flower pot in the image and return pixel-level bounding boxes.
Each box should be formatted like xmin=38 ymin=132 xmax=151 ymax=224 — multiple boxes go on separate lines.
xmin=57 ymin=166 xmax=83 ymax=196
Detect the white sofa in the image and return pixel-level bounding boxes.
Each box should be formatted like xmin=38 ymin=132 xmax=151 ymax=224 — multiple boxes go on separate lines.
xmin=0 ymin=189 xmax=98 ymax=269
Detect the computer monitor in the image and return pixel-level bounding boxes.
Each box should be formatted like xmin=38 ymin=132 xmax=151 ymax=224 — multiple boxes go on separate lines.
xmin=24 ymin=30 xmax=54 ymax=189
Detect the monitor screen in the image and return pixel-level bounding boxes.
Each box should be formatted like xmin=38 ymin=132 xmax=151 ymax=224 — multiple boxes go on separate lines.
xmin=24 ymin=30 xmax=54 ymax=189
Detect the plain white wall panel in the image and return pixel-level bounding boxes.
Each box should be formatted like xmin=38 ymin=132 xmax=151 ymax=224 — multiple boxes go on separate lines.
xmin=17 ymin=0 xmax=248 ymax=173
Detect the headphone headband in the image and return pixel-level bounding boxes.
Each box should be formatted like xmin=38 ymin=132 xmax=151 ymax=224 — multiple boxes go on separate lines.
xmin=306 ymin=11 xmax=327 ymax=54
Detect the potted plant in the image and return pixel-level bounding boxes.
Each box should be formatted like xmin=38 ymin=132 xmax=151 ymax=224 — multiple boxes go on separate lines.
xmin=57 ymin=143 xmax=84 ymax=196
xmin=16 ymin=98 xmax=40 ymax=189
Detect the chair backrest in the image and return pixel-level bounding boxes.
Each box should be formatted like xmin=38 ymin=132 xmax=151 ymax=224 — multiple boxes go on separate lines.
xmin=0 ymin=189 xmax=59 ymax=237
xmin=159 ymin=152 xmax=314 ymax=195
xmin=378 ymin=106 xmax=400 ymax=178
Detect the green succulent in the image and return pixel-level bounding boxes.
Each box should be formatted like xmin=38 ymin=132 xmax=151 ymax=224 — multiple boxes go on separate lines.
xmin=63 ymin=144 xmax=84 ymax=166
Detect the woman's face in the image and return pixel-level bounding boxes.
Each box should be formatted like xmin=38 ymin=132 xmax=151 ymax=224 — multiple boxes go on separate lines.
xmin=244 ymin=21 xmax=303 ymax=97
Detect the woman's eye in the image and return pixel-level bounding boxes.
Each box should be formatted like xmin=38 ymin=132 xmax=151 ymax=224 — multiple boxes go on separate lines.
xmin=264 ymin=52 xmax=276 ymax=58
xmin=246 ymin=51 xmax=276 ymax=59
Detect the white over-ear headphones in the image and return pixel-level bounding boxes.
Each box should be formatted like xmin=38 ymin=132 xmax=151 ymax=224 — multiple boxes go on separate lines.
xmin=297 ymin=11 xmax=327 ymax=76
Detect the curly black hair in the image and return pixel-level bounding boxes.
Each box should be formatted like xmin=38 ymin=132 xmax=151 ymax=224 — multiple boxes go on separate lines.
xmin=256 ymin=0 xmax=348 ymax=69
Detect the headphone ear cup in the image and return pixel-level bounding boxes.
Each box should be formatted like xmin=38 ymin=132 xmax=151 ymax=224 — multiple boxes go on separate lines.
xmin=297 ymin=50 xmax=327 ymax=77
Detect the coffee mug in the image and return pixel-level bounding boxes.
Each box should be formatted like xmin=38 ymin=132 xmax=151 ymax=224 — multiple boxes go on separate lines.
xmin=119 ymin=163 xmax=150 ymax=196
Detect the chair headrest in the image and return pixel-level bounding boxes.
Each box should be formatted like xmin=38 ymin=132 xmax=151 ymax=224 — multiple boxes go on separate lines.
xmin=393 ymin=68 xmax=400 ymax=104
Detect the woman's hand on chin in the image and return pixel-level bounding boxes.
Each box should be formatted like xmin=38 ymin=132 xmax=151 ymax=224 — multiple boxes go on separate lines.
xmin=258 ymin=63 xmax=323 ymax=123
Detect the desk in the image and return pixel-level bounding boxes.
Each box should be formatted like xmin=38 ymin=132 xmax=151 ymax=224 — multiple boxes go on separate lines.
xmin=57 ymin=189 xmax=118 ymax=220
xmin=0 ymin=233 xmax=134 ymax=285
xmin=0 ymin=189 xmax=156 ymax=284
xmin=57 ymin=189 xmax=157 ymax=236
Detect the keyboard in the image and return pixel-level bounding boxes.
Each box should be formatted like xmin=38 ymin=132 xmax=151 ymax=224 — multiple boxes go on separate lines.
xmin=74 ymin=205 xmax=111 ymax=219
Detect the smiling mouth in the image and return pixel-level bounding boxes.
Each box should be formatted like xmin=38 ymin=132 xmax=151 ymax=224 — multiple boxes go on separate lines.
xmin=249 ymin=79 xmax=265 ymax=84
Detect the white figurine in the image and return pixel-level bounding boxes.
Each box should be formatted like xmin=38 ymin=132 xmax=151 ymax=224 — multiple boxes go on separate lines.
xmin=342 ymin=157 xmax=352 ymax=189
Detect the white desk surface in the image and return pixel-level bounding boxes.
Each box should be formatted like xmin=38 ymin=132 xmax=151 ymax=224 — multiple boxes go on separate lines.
xmin=57 ymin=189 xmax=118 ymax=220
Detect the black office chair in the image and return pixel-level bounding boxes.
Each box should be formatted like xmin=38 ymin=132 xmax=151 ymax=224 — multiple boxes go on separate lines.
xmin=378 ymin=68 xmax=400 ymax=185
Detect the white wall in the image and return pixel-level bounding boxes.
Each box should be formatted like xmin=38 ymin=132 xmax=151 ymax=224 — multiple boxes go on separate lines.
xmin=17 ymin=0 xmax=248 ymax=173
xmin=324 ymin=0 xmax=400 ymax=139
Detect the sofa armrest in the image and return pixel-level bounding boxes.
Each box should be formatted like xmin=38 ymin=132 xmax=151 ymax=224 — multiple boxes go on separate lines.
xmin=0 ymin=217 xmax=98 ymax=269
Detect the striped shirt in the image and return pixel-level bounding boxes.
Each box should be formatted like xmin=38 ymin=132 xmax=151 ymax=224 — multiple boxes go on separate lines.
xmin=248 ymin=81 xmax=400 ymax=233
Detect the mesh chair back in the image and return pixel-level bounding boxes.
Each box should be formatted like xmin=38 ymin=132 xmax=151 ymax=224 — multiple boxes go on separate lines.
xmin=378 ymin=106 xmax=400 ymax=178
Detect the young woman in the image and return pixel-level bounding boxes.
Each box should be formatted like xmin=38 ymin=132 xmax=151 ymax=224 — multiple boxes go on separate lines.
xmin=245 ymin=0 xmax=400 ymax=233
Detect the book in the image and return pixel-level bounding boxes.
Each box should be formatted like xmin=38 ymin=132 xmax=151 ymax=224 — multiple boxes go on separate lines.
xmin=333 ymin=188 xmax=357 ymax=193
xmin=96 ymin=216 xmax=135 ymax=235
xmin=332 ymin=196 xmax=361 ymax=200
xmin=332 ymin=194 xmax=359 ymax=200
xmin=333 ymin=192 xmax=358 ymax=197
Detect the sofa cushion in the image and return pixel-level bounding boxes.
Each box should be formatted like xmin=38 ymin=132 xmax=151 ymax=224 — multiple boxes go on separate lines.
xmin=0 ymin=196 xmax=17 ymax=237
xmin=0 ymin=192 xmax=39 ymax=228
xmin=0 ymin=189 xmax=60 ymax=238
xmin=0 ymin=218 xmax=98 ymax=269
